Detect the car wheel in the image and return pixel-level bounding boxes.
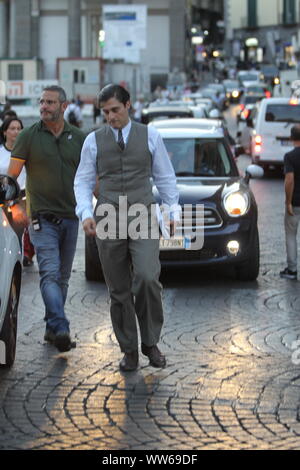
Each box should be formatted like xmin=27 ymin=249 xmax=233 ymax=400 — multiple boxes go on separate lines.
xmin=235 ymin=228 xmax=260 ymax=281
xmin=0 ymin=273 xmax=20 ymax=367
xmin=85 ymin=234 xmax=105 ymax=282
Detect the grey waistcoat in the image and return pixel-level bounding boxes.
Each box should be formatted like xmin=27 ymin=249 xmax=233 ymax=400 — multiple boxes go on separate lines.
xmin=95 ymin=121 xmax=155 ymax=207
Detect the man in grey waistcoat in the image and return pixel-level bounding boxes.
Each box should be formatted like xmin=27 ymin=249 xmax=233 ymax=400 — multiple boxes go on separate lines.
xmin=74 ymin=84 xmax=180 ymax=371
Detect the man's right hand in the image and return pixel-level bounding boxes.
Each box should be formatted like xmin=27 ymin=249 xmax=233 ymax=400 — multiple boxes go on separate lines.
xmin=83 ymin=217 xmax=96 ymax=237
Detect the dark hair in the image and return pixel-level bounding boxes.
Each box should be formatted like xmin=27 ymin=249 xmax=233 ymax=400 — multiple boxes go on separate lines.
xmin=98 ymin=84 xmax=130 ymax=106
xmin=1 ymin=110 xmax=17 ymax=121
xmin=0 ymin=116 xmax=23 ymax=143
xmin=291 ymin=125 xmax=300 ymax=142
xmin=42 ymin=85 xmax=67 ymax=103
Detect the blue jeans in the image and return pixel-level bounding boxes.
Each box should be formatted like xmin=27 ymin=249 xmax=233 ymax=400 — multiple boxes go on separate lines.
xmin=29 ymin=216 xmax=79 ymax=334
xmin=284 ymin=207 xmax=300 ymax=272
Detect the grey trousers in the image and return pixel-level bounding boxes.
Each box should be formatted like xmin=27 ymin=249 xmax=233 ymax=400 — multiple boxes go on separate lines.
xmin=285 ymin=206 xmax=300 ymax=272
xmin=96 ymin=237 xmax=164 ymax=353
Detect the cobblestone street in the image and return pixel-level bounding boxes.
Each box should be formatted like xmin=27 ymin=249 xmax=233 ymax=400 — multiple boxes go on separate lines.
xmin=1 ymin=158 xmax=300 ymax=450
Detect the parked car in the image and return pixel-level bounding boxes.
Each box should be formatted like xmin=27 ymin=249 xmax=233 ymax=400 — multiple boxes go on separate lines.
xmin=198 ymin=88 xmax=219 ymax=107
xmin=149 ymin=118 xmax=237 ymax=152
xmin=223 ymin=79 xmax=242 ymax=101
xmin=244 ymin=82 xmax=272 ymax=98
xmin=85 ymin=128 xmax=263 ymax=282
xmin=259 ymin=64 xmax=280 ymax=87
xmin=203 ymin=84 xmax=229 ymax=110
xmin=189 ymin=105 xmax=209 ymax=118
xmin=194 ymin=97 xmax=215 ymax=113
xmin=237 ymin=70 xmax=262 ymax=89
xmin=141 ymin=106 xmax=194 ymax=124
xmin=250 ymin=97 xmax=300 ymax=170
xmin=237 ymin=93 xmax=265 ymax=123
xmin=0 ymin=175 xmax=22 ymax=367
xmin=155 ymin=127 xmax=263 ymax=280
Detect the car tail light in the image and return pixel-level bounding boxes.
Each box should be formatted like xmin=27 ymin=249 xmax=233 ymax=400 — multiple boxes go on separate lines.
xmin=265 ymin=90 xmax=271 ymax=98
xmin=242 ymin=109 xmax=250 ymax=119
xmin=254 ymin=135 xmax=262 ymax=153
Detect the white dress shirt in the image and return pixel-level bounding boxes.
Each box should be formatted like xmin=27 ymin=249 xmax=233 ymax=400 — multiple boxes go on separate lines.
xmin=74 ymin=120 xmax=181 ymax=223
xmin=0 ymin=144 xmax=26 ymax=189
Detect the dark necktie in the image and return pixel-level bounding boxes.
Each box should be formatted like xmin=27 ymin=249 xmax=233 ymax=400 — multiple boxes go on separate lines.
xmin=118 ymin=129 xmax=125 ymax=150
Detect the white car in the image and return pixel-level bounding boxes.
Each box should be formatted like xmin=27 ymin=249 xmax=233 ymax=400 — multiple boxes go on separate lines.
xmin=250 ymin=97 xmax=300 ymax=170
xmin=149 ymin=118 xmax=238 ymax=155
xmin=237 ymin=70 xmax=262 ymax=88
xmin=0 ymin=175 xmax=22 ymax=367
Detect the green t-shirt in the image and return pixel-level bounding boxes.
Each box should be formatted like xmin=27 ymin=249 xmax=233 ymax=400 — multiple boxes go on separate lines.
xmin=12 ymin=120 xmax=85 ymax=218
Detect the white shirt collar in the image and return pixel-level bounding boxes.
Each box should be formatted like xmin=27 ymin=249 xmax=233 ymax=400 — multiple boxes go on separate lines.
xmin=110 ymin=119 xmax=132 ymax=144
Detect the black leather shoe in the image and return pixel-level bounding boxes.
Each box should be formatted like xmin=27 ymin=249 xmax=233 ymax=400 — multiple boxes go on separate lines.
xmin=141 ymin=344 xmax=166 ymax=368
xmin=44 ymin=327 xmax=56 ymax=343
xmin=54 ymin=332 xmax=72 ymax=352
xmin=119 ymin=351 xmax=138 ymax=371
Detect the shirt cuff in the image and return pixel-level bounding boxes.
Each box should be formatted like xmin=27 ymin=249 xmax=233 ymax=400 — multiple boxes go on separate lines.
xmin=81 ymin=209 xmax=94 ymax=222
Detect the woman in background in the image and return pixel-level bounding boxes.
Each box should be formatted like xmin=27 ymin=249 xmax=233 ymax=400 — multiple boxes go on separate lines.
xmin=0 ymin=116 xmax=35 ymax=266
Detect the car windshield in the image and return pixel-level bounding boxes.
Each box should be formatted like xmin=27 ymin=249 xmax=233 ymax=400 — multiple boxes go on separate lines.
xmin=246 ymin=86 xmax=264 ymax=93
xmin=239 ymin=73 xmax=259 ymax=81
xmin=265 ymin=104 xmax=300 ymax=122
xmin=261 ymin=66 xmax=278 ymax=74
xmin=223 ymin=80 xmax=239 ymax=88
xmin=144 ymin=111 xmax=192 ymax=123
xmin=163 ymin=138 xmax=236 ymax=177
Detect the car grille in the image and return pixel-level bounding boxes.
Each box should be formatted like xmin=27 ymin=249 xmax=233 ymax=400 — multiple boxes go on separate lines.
xmin=160 ymin=248 xmax=218 ymax=261
xmin=175 ymin=206 xmax=223 ymax=236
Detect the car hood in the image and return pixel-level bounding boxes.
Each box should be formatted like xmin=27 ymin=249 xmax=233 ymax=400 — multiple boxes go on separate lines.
xmin=153 ymin=177 xmax=245 ymax=205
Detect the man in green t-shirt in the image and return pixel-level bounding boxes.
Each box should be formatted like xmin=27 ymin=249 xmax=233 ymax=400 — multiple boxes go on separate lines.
xmin=8 ymin=86 xmax=85 ymax=352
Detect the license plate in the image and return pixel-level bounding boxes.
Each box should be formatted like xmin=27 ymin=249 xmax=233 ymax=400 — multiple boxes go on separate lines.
xmin=159 ymin=237 xmax=184 ymax=250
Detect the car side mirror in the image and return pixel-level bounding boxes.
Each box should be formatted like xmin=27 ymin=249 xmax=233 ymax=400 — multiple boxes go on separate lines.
xmin=234 ymin=145 xmax=244 ymax=158
xmin=244 ymin=164 xmax=264 ymax=184
xmin=0 ymin=175 xmax=20 ymax=204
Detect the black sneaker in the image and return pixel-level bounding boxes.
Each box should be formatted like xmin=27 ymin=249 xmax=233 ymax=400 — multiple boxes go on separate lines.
xmin=280 ymin=268 xmax=297 ymax=280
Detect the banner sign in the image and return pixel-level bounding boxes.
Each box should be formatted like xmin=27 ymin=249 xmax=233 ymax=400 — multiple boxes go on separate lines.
xmin=102 ymin=4 xmax=147 ymax=63
xmin=6 ymin=80 xmax=58 ymax=99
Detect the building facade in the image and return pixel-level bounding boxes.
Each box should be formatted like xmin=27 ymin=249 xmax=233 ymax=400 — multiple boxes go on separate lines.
xmin=0 ymin=0 xmax=223 ymax=101
xmin=226 ymin=0 xmax=300 ymax=65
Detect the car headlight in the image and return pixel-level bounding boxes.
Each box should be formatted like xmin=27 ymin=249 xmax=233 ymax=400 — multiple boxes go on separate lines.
xmin=232 ymin=90 xmax=239 ymax=98
xmin=224 ymin=191 xmax=249 ymax=217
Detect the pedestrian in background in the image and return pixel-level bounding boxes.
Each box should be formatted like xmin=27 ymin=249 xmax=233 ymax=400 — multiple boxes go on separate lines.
xmin=64 ymin=99 xmax=83 ymax=128
xmin=74 ymin=84 xmax=180 ymax=372
xmin=8 ymin=85 xmax=85 ymax=352
xmin=132 ymin=95 xmax=144 ymax=122
xmin=280 ymin=125 xmax=300 ymax=280
xmin=0 ymin=116 xmax=35 ymax=265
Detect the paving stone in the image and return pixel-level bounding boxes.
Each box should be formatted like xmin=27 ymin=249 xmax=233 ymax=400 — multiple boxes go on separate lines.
xmin=1 ymin=164 xmax=300 ymax=449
